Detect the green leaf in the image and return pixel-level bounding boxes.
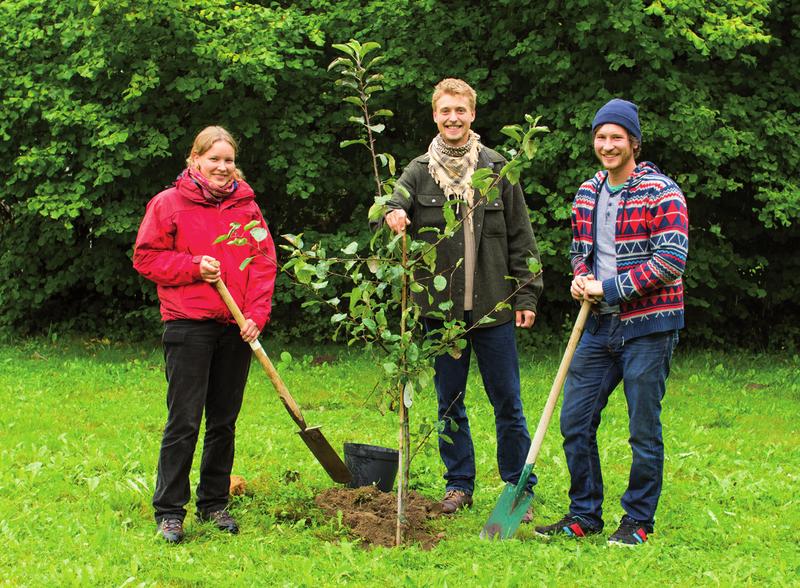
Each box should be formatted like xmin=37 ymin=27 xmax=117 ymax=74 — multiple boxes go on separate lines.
xmin=239 ymin=256 xmax=255 ymax=271
xmin=282 ymin=233 xmax=304 ymax=249
xmin=342 ymin=241 xmax=359 ymax=255
xmin=250 ymin=227 xmax=268 ymax=242
xmin=331 ymin=313 xmax=347 ymax=323
xmin=332 ymin=43 xmax=357 ymax=59
xmin=433 ymin=275 xmax=447 ymax=292
xmin=373 ymin=109 xmax=394 ymax=118
xmin=403 ymin=381 xmax=413 ymax=408
xmin=368 ymin=201 xmax=387 ymax=221
xmin=342 ymin=96 xmax=363 ymax=106
xmin=243 ymin=220 xmax=260 ymax=231
xmin=368 ymin=124 xmax=385 ymax=133
xmin=213 ymin=234 xmax=229 ymax=244
xmin=359 ymin=41 xmax=381 ymax=58
xmin=527 ymin=257 xmax=542 ymax=274
xmin=327 ymin=57 xmax=351 ymax=71
xmin=410 ymin=281 xmax=424 ymax=293
xmin=500 ymin=125 xmax=522 ymax=142
xmin=340 ymin=139 xmax=367 ymax=149
xmin=471 ymin=167 xmax=494 ymax=191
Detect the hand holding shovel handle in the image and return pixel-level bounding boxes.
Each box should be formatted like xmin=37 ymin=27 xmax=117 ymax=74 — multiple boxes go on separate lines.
xmin=481 ymin=299 xmax=592 ymax=539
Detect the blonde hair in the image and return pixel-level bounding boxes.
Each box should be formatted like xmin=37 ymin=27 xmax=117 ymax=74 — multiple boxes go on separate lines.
xmin=431 ymin=78 xmax=477 ymax=112
xmin=186 ymin=126 xmax=244 ymax=180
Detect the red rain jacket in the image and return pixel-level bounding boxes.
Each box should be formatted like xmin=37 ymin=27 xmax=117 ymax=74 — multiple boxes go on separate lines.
xmin=133 ymin=173 xmax=277 ymax=330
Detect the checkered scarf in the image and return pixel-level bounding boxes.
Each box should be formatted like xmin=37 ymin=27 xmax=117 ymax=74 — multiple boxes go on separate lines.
xmin=426 ymin=131 xmax=482 ymax=228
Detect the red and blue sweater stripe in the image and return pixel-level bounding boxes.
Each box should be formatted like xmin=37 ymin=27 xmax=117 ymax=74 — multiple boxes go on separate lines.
xmin=570 ymin=161 xmax=689 ymax=340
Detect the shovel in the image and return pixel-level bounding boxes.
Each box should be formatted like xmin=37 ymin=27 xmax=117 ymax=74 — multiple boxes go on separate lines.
xmin=214 ymin=279 xmax=352 ymax=484
xmin=480 ymin=299 xmax=592 ymax=540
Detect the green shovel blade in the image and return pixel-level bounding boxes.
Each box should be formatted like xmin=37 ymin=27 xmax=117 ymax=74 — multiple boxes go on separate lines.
xmin=480 ymin=463 xmax=534 ymax=540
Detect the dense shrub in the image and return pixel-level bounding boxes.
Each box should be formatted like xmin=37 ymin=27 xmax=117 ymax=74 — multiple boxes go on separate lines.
xmin=1 ymin=0 xmax=797 ymax=348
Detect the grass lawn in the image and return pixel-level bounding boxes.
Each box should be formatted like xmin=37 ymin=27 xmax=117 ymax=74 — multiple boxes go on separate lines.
xmin=0 ymin=338 xmax=798 ymax=586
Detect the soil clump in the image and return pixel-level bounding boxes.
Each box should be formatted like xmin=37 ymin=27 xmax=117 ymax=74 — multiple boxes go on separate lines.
xmin=315 ymin=486 xmax=444 ymax=549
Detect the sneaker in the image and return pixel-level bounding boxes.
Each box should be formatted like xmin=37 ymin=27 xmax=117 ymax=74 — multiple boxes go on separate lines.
xmin=441 ymin=489 xmax=473 ymax=514
xmin=534 ymin=514 xmax=602 ymax=538
xmin=607 ymin=515 xmax=652 ymax=546
xmin=157 ymin=518 xmax=184 ymax=543
xmin=198 ymin=509 xmax=239 ymax=534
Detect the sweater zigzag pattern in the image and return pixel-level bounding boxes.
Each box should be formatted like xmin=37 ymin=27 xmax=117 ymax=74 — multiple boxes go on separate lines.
xmin=571 ymin=161 xmax=689 ymax=340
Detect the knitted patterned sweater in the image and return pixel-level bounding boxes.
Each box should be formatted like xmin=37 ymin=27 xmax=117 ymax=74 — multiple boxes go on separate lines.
xmin=570 ymin=161 xmax=689 ymax=340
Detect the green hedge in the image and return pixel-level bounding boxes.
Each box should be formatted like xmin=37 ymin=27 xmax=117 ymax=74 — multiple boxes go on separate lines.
xmin=1 ymin=0 xmax=798 ymax=348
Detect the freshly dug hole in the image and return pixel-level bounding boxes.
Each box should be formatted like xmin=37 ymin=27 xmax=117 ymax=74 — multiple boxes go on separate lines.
xmin=315 ymin=486 xmax=444 ymax=548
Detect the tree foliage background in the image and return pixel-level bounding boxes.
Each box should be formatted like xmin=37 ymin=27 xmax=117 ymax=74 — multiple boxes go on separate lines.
xmin=1 ymin=0 xmax=797 ymax=348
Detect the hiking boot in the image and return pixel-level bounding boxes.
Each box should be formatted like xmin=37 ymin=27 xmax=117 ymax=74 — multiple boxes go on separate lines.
xmin=157 ymin=518 xmax=184 ymax=544
xmin=198 ymin=509 xmax=239 ymax=534
xmin=441 ymin=489 xmax=473 ymax=514
xmin=534 ymin=514 xmax=602 ymax=538
xmin=607 ymin=515 xmax=652 ymax=546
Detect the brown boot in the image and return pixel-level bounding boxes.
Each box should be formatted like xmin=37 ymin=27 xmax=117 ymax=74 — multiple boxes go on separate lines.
xmin=441 ymin=489 xmax=473 ymax=514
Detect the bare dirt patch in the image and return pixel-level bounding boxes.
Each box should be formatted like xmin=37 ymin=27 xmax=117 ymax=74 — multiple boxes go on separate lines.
xmin=315 ymin=486 xmax=445 ymax=549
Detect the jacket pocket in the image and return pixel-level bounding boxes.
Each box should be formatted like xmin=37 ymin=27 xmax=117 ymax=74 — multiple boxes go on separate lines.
xmin=415 ymin=193 xmax=446 ymax=229
xmin=482 ymin=198 xmax=506 ymax=237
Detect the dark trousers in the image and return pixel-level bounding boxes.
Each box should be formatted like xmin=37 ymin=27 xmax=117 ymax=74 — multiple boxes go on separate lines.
xmin=153 ymin=320 xmax=251 ymax=522
xmin=424 ymin=313 xmax=537 ymax=495
xmin=560 ymin=313 xmax=678 ymax=528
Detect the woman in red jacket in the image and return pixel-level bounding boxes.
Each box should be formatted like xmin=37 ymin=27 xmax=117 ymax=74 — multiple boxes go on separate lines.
xmin=134 ymin=126 xmax=277 ymax=543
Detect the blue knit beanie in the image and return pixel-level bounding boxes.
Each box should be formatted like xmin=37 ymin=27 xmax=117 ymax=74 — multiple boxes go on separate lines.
xmin=592 ymin=99 xmax=641 ymax=140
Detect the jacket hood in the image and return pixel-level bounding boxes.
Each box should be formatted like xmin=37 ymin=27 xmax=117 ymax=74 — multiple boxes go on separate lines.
xmin=173 ymin=171 xmax=256 ymax=206
xmin=590 ymin=161 xmax=662 ymax=191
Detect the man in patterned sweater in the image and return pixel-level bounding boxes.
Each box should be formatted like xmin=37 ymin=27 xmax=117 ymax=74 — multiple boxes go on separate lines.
xmin=535 ymin=99 xmax=688 ymax=546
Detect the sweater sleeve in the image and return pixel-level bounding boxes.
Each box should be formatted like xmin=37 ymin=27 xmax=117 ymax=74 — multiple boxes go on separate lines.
xmin=570 ymin=193 xmax=593 ymax=278
xmin=602 ymin=182 xmax=689 ymax=305
xmin=133 ymin=195 xmax=201 ymax=286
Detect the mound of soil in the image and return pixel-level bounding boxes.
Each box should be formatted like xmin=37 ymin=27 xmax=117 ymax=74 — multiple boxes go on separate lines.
xmin=315 ymin=486 xmax=444 ymax=549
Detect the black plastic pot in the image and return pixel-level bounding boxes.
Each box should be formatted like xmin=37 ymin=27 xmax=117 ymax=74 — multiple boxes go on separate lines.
xmin=343 ymin=442 xmax=399 ymax=492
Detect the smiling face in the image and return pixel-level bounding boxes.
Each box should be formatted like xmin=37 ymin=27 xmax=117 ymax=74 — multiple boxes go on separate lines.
xmin=433 ymin=92 xmax=476 ymax=147
xmin=191 ymin=140 xmax=236 ymax=188
xmin=593 ymin=123 xmax=637 ymax=181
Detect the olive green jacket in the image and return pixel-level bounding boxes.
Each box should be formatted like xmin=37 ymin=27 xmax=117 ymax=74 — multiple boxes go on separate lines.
xmin=386 ymin=146 xmax=543 ymax=326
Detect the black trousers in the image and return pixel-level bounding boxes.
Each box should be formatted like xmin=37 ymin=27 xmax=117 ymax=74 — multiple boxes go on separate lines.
xmin=153 ymin=320 xmax=251 ymax=522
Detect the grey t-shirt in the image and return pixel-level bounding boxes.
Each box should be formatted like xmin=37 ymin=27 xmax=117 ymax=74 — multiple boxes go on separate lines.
xmin=594 ymin=182 xmax=621 ymax=314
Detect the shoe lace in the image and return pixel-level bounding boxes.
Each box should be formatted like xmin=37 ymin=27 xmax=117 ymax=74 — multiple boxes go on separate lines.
xmin=210 ymin=510 xmax=235 ymax=525
xmin=444 ymin=489 xmax=465 ymax=501
xmin=162 ymin=518 xmax=182 ymax=532
xmin=615 ymin=516 xmax=643 ymax=535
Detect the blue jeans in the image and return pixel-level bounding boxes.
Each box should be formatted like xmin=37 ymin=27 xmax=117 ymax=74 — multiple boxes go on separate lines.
xmin=560 ymin=313 xmax=678 ymax=528
xmin=424 ymin=313 xmax=537 ymax=495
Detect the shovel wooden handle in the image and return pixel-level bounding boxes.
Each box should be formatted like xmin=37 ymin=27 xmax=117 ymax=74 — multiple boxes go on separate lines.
xmin=525 ymin=299 xmax=592 ymax=466
xmin=214 ymin=279 xmax=307 ymax=430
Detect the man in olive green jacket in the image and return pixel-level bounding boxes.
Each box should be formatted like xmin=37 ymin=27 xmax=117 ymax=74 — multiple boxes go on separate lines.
xmin=384 ymin=78 xmax=543 ymax=516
